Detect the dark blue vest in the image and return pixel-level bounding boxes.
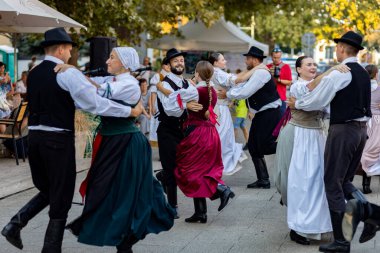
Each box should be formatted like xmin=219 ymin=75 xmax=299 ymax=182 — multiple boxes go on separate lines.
xmin=27 ymin=60 xmax=75 ymax=131
xmin=247 ymin=72 xmax=280 ymax=111
xmin=330 ymin=62 xmax=372 ymax=124
xmin=157 ymin=76 xmax=188 ymax=130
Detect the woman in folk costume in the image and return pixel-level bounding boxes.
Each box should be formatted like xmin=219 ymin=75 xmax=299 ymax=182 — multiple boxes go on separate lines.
xmin=359 ymin=65 xmax=380 ymax=193
xmin=157 ymin=61 xmax=235 ymax=223
xmin=274 ymin=56 xmax=336 ymax=245
xmin=209 ymin=53 xmax=250 ymax=175
xmin=65 ymin=47 xmax=175 ymax=253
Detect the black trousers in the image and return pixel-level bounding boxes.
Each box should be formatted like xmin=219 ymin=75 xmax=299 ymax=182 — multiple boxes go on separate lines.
xmin=324 ymin=122 xmax=367 ymax=212
xmin=28 ymin=130 xmax=76 ymax=219
xmin=247 ymin=107 xmax=281 ymax=159
xmin=157 ymin=124 xmax=184 ymax=187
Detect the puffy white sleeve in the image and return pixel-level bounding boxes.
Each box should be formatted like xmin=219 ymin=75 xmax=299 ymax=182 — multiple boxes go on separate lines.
xmin=97 ymin=79 xmax=141 ymax=105
xmin=56 ymin=68 xmax=131 ymax=117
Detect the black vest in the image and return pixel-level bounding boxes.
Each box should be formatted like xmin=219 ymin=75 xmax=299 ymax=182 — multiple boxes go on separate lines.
xmin=157 ymin=76 xmax=189 ymax=130
xmin=27 ymin=60 xmax=75 ymax=131
xmin=330 ymin=62 xmax=372 ymax=125
xmin=247 ymin=73 xmax=280 ymax=111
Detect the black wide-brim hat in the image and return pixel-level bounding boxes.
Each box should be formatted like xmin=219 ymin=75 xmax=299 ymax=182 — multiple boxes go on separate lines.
xmin=243 ymin=46 xmax=267 ymax=59
xmin=164 ymin=48 xmax=187 ymax=64
xmin=40 ymin=27 xmax=77 ymax=48
xmin=334 ymin=31 xmax=364 ymax=50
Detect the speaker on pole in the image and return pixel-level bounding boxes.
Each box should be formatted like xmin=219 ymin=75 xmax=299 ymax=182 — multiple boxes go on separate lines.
xmin=87 ymin=36 xmax=117 ymax=76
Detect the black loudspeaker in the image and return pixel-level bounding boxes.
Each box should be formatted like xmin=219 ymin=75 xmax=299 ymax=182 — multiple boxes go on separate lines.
xmin=87 ymin=36 xmax=117 ymax=76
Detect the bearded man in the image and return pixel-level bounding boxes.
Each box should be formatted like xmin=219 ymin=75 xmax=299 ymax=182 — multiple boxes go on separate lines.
xmin=156 ymin=48 xmax=202 ymax=218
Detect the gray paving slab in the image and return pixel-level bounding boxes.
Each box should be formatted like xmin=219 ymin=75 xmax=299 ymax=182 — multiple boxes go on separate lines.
xmin=0 ymin=147 xmax=379 ymax=253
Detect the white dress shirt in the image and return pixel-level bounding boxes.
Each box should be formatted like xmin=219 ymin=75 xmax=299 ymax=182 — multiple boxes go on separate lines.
xmin=295 ymin=57 xmax=368 ymax=122
xmin=29 ymin=55 xmax=133 ymax=132
xmin=157 ymin=72 xmax=196 ymax=117
xmin=226 ymin=65 xmax=282 ymax=113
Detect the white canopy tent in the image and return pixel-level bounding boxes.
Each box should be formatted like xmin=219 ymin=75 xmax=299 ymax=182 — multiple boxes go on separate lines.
xmin=148 ymin=18 xmax=269 ymax=54
xmin=0 ymin=0 xmax=86 ymax=80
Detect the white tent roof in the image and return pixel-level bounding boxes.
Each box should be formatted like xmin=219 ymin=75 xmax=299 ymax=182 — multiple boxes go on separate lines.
xmin=148 ymin=18 xmax=269 ymax=54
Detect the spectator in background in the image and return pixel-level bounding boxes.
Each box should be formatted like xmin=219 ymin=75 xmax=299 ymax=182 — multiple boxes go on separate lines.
xmin=267 ymin=48 xmax=292 ymax=116
xmin=15 ymin=71 xmax=28 ymax=95
xmin=233 ymin=99 xmax=249 ymax=150
xmin=28 ymin=56 xmax=37 ymax=70
xmin=136 ymin=56 xmax=153 ymax=82
xmin=0 ymin=62 xmax=13 ymax=131
xmin=137 ymin=78 xmax=151 ymax=136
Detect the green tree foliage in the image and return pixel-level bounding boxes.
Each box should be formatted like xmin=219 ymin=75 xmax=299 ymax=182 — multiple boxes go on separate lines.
xmin=19 ymin=0 xmax=380 ymax=57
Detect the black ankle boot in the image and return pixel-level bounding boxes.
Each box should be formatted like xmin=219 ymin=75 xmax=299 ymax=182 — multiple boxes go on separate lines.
xmin=185 ymin=198 xmax=207 ymax=223
xmin=41 ymin=219 xmax=66 ymax=253
xmin=116 ymin=235 xmax=138 ymax=253
xmin=319 ymin=210 xmax=350 ymax=253
xmin=362 ymin=175 xmax=372 ymax=194
xmin=216 ymin=185 xmax=235 ymax=211
xmin=247 ymin=158 xmax=270 ymax=189
xmin=359 ymin=222 xmax=379 ymax=243
xmin=290 ymin=230 xmax=310 ymax=245
xmin=1 ymin=193 xmax=48 ymax=250
xmin=166 ymin=186 xmax=179 ymax=219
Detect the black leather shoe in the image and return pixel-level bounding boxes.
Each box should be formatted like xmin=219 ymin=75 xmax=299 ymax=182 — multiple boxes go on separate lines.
xmin=362 ymin=175 xmax=372 ymax=194
xmin=217 ymin=185 xmax=235 ymax=211
xmin=319 ymin=240 xmax=350 ymax=252
xmin=320 ymin=210 xmax=350 ymax=252
xmin=247 ymin=180 xmax=270 ymax=189
xmin=289 ymin=230 xmax=310 ymax=245
xmin=1 ymin=223 xmax=23 ymax=249
xmin=359 ymin=222 xmax=379 ymax=243
xmin=185 ymin=214 xmax=207 ymax=223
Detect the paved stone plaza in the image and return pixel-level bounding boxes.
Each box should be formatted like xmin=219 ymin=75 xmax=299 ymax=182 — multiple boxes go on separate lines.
xmin=0 ymin=149 xmax=379 ymax=253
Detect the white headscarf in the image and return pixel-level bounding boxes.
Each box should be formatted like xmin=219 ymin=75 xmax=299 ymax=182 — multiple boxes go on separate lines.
xmin=113 ymin=47 xmax=140 ymax=71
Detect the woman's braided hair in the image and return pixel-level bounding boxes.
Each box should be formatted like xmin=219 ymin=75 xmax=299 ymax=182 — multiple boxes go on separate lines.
xmin=195 ymin=61 xmax=214 ymax=119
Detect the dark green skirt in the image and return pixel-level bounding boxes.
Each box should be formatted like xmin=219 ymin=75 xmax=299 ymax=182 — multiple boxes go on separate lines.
xmin=74 ymin=132 xmax=175 ymax=246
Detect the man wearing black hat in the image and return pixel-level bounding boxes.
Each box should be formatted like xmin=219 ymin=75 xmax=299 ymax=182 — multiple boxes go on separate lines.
xmin=287 ymin=31 xmax=371 ymax=253
xmin=219 ymin=46 xmax=282 ymax=190
xmin=1 ymin=27 xmax=142 ymax=253
xmin=156 ymin=48 xmax=201 ymax=217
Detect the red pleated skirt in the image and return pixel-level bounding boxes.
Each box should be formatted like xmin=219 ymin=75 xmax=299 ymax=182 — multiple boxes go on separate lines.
xmin=175 ymin=119 xmax=224 ymax=198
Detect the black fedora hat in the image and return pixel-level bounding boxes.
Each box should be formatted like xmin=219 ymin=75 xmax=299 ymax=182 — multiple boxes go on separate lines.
xmin=243 ymin=46 xmax=267 ymax=59
xmin=40 ymin=27 xmax=77 ymax=48
xmin=164 ymin=48 xmax=187 ymax=64
xmin=334 ymin=31 xmax=364 ymax=50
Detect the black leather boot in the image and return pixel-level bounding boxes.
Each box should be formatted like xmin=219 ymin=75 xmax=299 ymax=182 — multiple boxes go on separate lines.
xmin=166 ymin=185 xmax=179 ymax=219
xmin=362 ymin=175 xmax=372 ymax=194
xmin=41 ymin=219 xmax=66 ymax=253
xmin=116 ymin=234 xmax=138 ymax=253
xmin=185 ymin=198 xmax=207 ymax=223
xmin=290 ymin=229 xmax=310 ymax=245
xmin=247 ymin=158 xmax=270 ymax=189
xmin=1 ymin=193 xmax=48 ymax=250
xmin=319 ymin=210 xmax=350 ymax=252
xmin=359 ymin=221 xmax=379 ymax=243
xmin=216 ymin=185 xmax=235 ymax=211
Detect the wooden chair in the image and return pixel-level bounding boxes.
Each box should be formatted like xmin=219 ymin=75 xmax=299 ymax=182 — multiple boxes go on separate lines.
xmin=0 ymin=102 xmax=28 ymax=165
